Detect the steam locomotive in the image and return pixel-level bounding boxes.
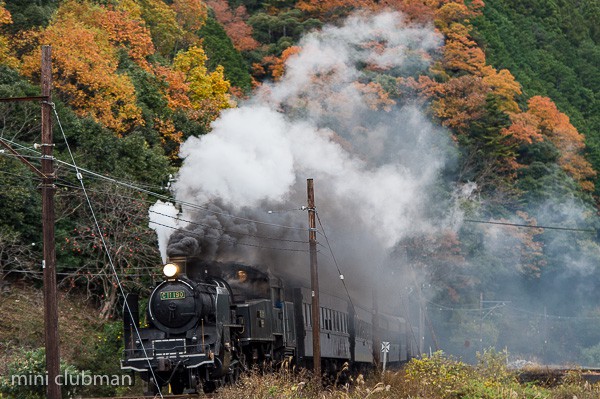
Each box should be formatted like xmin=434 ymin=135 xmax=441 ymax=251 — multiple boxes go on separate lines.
xmin=121 ymin=257 xmax=417 ymax=395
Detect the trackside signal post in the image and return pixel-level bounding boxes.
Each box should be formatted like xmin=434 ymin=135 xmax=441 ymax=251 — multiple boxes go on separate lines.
xmin=0 ymin=45 xmax=61 ymax=399
xmin=307 ymin=178 xmax=321 ymax=380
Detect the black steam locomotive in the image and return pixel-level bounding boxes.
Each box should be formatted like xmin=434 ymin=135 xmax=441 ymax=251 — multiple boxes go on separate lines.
xmin=121 ymin=257 xmax=416 ymax=394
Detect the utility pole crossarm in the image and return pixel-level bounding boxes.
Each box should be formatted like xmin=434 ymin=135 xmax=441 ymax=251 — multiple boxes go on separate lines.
xmin=0 ymin=138 xmax=45 ymax=177
xmin=0 ymin=95 xmax=49 ymax=102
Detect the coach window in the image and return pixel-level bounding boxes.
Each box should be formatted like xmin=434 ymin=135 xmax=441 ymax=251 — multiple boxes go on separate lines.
xmin=304 ymin=303 xmax=311 ymax=326
xmin=333 ymin=312 xmax=337 ymax=332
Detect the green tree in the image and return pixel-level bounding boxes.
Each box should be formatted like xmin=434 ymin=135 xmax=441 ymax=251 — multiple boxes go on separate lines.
xmin=199 ymin=15 xmax=252 ymax=91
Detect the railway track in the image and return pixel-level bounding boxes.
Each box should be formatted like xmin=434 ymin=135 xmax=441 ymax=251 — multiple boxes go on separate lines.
xmin=82 ymin=395 xmax=209 ymax=399
xmin=518 ymin=367 xmax=600 ymax=386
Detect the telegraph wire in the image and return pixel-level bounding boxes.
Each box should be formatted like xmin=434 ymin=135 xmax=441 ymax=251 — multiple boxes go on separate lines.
xmin=4 ymin=136 xmax=596 ymax=235
xmin=148 ymin=209 xmax=309 ymax=245
xmin=54 ymin=158 xmax=309 ymax=232
xmin=1 ymin=136 xmax=308 ymax=232
xmin=464 ymin=219 xmax=596 ymax=233
xmin=315 ymin=211 xmax=355 ymax=312
xmin=49 ymin=179 xmax=310 ymax=246
xmin=423 ymin=299 xmax=600 ymax=320
xmin=51 ymin=103 xmax=165 ymax=399
xmin=147 ymin=219 xmax=310 ymax=253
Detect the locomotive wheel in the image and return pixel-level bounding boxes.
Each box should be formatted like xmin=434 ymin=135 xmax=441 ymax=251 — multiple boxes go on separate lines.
xmin=226 ymin=363 xmax=242 ymax=384
xmin=170 ymin=378 xmax=185 ymax=395
xmin=202 ymin=380 xmax=217 ymax=393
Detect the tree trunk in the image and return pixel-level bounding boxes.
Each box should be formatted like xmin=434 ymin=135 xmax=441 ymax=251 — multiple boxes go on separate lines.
xmin=99 ymin=283 xmax=118 ymax=320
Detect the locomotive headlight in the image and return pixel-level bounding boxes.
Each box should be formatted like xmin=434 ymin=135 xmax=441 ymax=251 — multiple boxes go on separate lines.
xmin=163 ymin=263 xmax=179 ymax=278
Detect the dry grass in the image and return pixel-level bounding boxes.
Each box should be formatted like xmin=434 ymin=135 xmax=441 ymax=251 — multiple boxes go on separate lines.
xmin=215 ymin=352 xmax=600 ymax=399
xmin=0 ymin=284 xmax=105 ymax=374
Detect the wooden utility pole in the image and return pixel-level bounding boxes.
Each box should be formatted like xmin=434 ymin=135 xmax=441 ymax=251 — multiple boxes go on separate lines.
xmin=40 ymin=45 xmax=61 ymax=399
xmin=307 ymin=179 xmax=321 ymax=380
xmin=372 ymin=288 xmax=380 ymax=366
xmin=0 ymin=45 xmax=60 ymax=398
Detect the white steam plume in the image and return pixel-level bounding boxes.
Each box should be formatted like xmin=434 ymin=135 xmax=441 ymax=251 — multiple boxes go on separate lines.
xmin=152 ymin=11 xmax=456 ymax=303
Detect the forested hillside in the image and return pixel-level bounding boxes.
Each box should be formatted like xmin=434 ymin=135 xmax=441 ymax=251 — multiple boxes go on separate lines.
xmin=2 ymin=0 xmax=600 ymax=392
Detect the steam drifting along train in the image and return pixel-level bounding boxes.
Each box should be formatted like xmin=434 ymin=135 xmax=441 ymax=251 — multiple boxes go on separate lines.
xmin=121 ymin=257 xmax=417 ymax=395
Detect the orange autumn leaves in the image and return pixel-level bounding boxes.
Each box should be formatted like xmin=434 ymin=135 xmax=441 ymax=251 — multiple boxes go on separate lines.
xmin=0 ymin=2 xmax=17 ymax=68
xmin=526 ymin=96 xmax=596 ymax=191
xmin=405 ymin=0 xmax=595 ymax=191
xmin=14 ymin=0 xmax=230 ymax=154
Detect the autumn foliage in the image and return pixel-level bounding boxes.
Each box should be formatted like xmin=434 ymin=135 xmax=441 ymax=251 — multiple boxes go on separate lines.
xmin=206 ymin=0 xmax=259 ymax=51
xmin=173 ymin=45 xmax=232 ymax=119
xmin=526 ymin=96 xmax=596 ymax=190
xmin=0 ymin=2 xmax=17 ymax=68
xmin=20 ymin=6 xmax=144 ymax=134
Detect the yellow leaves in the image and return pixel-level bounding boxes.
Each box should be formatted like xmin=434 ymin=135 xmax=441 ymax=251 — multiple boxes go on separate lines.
xmin=173 ymin=45 xmax=208 ymax=75
xmin=442 ymin=23 xmax=486 ymax=75
xmin=0 ymin=2 xmax=17 ymax=69
xmin=116 ymin=0 xmax=144 ymax=19
xmin=0 ymin=2 xmax=11 ymax=25
xmin=434 ymin=2 xmax=473 ymax=32
xmin=152 ymin=45 xmax=233 ymax=133
xmin=173 ymin=45 xmax=231 ymax=111
xmin=154 ymin=118 xmax=183 ymax=160
xmin=482 ymin=66 xmax=521 ymax=113
xmin=171 ymin=0 xmax=207 ymax=32
xmin=137 ymin=0 xmax=183 ymax=56
xmin=57 ymin=0 xmax=155 ymax=71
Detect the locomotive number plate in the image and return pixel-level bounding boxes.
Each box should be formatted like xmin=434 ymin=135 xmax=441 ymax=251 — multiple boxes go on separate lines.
xmin=160 ymin=291 xmax=186 ymax=300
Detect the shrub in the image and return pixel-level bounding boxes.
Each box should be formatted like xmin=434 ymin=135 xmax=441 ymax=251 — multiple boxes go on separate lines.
xmin=0 ymin=347 xmax=88 ymax=399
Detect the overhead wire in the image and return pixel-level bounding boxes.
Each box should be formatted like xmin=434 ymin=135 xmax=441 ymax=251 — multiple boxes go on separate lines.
xmin=148 ymin=219 xmax=309 ymax=253
xmin=2 ymin=135 xmax=308 ymax=232
xmin=5 ymin=135 xmax=597 ymax=236
xmin=463 ymin=218 xmax=596 ymax=233
xmin=50 ymin=102 xmax=165 ymax=398
xmin=147 ymin=209 xmax=309 ymax=245
xmin=315 ymin=211 xmax=355 ymax=313
xmin=49 ymin=178 xmax=310 ymax=246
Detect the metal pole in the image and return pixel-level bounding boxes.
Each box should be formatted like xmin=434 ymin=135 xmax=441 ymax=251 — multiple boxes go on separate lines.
xmin=40 ymin=45 xmax=61 ymax=399
xmin=307 ymin=179 xmax=321 ymax=380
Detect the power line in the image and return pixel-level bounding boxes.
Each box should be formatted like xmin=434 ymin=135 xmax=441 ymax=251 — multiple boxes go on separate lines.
xmin=55 ymin=158 xmax=309 ymax=232
xmin=148 ymin=209 xmax=309 ymax=245
xmin=315 ymin=211 xmax=355 ymax=312
xmin=2 ymin=135 xmax=308 ymax=233
xmin=464 ymin=219 xmax=596 ymax=233
xmin=148 ymin=219 xmax=309 ymax=253
xmin=51 ymin=102 xmax=165 ymax=399
xmin=5 ymin=135 xmax=597 ymax=237
xmin=49 ymin=179 xmax=310 ymax=246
